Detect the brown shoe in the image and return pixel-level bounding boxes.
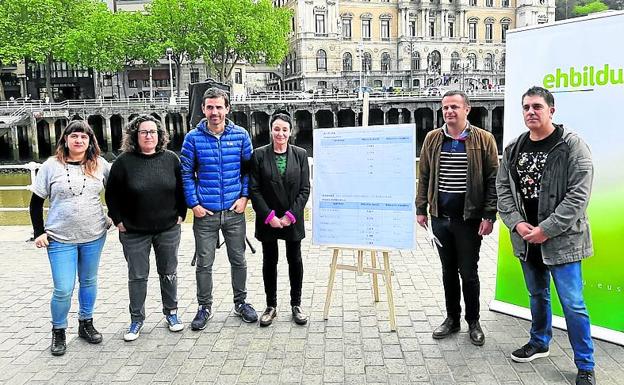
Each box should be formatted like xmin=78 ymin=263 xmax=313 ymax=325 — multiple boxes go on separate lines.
xmin=292 ymin=306 xmax=308 ymax=325
xmin=259 ymin=307 xmax=277 ymax=327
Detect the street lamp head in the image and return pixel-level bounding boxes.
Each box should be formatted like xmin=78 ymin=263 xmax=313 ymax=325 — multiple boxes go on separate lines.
xmin=166 ymin=47 xmax=173 ymax=56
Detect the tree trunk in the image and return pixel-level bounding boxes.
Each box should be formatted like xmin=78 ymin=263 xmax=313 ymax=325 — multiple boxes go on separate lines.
xmin=45 ymin=55 xmax=54 ymax=102
xmin=176 ymin=62 xmax=182 ymax=98
xmin=121 ymin=70 xmax=129 ymax=98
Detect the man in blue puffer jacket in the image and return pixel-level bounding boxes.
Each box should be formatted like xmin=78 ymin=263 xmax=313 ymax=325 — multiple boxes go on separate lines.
xmin=180 ymin=87 xmax=258 ymax=327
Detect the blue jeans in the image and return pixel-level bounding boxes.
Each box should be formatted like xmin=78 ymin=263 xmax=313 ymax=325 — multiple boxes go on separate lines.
xmin=47 ymin=234 xmax=106 ymax=329
xmin=520 ymin=258 xmax=594 ymax=371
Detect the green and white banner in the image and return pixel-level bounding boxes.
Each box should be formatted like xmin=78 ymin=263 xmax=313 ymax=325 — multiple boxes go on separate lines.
xmin=490 ymin=11 xmax=624 ymax=345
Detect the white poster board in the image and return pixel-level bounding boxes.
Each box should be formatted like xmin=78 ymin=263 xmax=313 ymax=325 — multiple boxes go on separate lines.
xmin=312 ymin=125 xmax=416 ymax=250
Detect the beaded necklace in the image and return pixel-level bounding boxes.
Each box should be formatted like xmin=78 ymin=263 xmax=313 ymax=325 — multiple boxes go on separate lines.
xmin=65 ymin=162 xmax=87 ymax=196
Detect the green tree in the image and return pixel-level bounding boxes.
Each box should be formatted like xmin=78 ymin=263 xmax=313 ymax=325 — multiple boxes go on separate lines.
xmin=199 ymin=0 xmax=291 ymax=83
xmin=574 ymin=0 xmax=610 ymax=15
xmin=62 ymin=10 xmax=162 ymax=98
xmin=145 ymin=0 xmax=204 ymax=98
xmin=0 ymin=0 xmax=102 ymax=101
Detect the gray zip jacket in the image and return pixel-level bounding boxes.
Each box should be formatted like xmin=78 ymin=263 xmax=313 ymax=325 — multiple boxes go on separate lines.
xmin=496 ymin=125 xmax=594 ymax=265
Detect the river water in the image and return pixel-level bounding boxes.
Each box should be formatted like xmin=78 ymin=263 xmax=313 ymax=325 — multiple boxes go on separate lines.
xmin=0 ymin=172 xmax=33 ymax=225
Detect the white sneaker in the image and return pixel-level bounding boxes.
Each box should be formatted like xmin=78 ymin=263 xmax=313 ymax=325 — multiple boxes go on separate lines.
xmin=123 ymin=321 xmax=143 ymax=341
xmin=165 ymin=311 xmax=184 ymax=332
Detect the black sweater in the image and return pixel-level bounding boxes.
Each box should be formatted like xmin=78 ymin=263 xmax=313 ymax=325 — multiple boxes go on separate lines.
xmin=105 ymin=150 xmax=187 ymax=233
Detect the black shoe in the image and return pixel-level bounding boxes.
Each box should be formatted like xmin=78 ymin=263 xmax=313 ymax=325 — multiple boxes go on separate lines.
xmin=51 ymin=328 xmax=66 ymax=356
xmin=510 ymin=343 xmax=550 ymax=363
xmin=292 ymin=306 xmax=308 ymax=325
xmin=576 ymin=370 xmax=596 ymax=385
xmin=468 ymin=321 xmax=485 ymax=346
xmin=191 ymin=305 xmax=213 ymax=330
xmin=78 ymin=318 xmax=103 ymax=344
xmin=259 ymin=307 xmax=277 ymax=327
xmin=432 ymin=317 xmax=460 ymax=339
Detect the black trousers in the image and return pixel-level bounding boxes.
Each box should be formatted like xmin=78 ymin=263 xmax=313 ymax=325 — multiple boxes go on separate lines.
xmin=262 ymin=240 xmax=303 ymax=307
xmin=431 ymin=217 xmax=482 ymax=322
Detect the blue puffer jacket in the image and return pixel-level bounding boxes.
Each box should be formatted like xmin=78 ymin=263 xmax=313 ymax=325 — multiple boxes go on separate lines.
xmin=180 ymin=118 xmax=253 ymax=211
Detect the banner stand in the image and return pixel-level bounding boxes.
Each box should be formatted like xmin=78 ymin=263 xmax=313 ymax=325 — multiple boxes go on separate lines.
xmin=323 ymin=247 xmax=397 ymax=331
xmin=489 ymin=300 xmax=624 ymax=345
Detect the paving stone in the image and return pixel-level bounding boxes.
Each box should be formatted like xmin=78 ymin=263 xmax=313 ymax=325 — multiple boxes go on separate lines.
xmin=1 ymin=222 xmax=622 ymax=385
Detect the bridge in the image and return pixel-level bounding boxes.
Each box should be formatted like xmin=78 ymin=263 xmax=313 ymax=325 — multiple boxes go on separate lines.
xmin=0 ymin=90 xmax=505 ymax=162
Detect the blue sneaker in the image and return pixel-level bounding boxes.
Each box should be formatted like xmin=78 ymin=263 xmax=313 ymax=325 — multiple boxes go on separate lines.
xmin=234 ymin=303 xmax=258 ymax=323
xmin=123 ymin=321 xmax=143 ymax=342
xmin=191 ymin=305 xmax=213 ymax=331
xmin=165 ymin=311 xmax=184 ymax=332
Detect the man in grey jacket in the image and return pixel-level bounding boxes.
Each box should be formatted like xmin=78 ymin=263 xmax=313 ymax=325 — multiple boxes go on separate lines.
xmin=496 ymin=86 xmax=595 ymax=385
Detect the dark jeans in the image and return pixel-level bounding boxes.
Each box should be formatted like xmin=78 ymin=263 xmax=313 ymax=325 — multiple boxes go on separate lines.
xmin=193 ymin=210 xmax=247 ymax=307
xmin=521 ymin=257 xmax=594 ymax=370
xmin=431 ymin=216 xmax=482 ymax=322
xmin=119 ymin=224 xmax=181 ymax=322
xmin=262 ymin=240 xmax=303 ymax=307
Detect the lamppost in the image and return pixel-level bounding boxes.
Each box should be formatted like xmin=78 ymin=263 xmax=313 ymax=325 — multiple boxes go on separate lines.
xmin=356 ymin=41 xmax=364 ymax=98
xmin=455 ymin=59 xmax=470 ymax=92
xmin=166 ymin=47 xmax=176 ymax=105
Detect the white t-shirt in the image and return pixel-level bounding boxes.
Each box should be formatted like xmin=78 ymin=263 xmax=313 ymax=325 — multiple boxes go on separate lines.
xmin=32 ymin=157 xmax=110 ymax=243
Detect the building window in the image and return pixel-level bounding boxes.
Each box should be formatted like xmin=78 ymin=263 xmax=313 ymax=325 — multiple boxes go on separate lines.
xmin=190 ymin=70 xmax=200 ymax=83
xmin=470 ymin=0 xmax=477 ymax=5
xmin=234 ymin=69 xmax=242 ymax=84
xmin=129 ymin=79 xmax=138 ymax=88
xmin=316 ymin=50 xmax=327 ymax=71
xmin=362 ymin=52 xmax=372 ymax=72
xmin=342 ymin=18 xmax=352 ymax=39
xmin=500 ymin=53 xmax=506 ymax=70
xmin=451 ymin=52 xmax=460 ymax=70
xmin=486 ymin=0 xmax=493 ymax=6
xmin=502 ymin=0 xmax=509 ymax=6
xmin=103 ymin=75 xmax=112 ymax=87
xmin=409 ymin=20 xmax=416 ymax=37
xmin=381 ymin=52 xmax=391 ymax=72
xmin=411 ymin=51 xmax=420 ymax=70
xmin=429 ymin=20 xmax=435 ymax=37
xmin=501 ymin=23 xmax=509 ymax=42
xmin=484 ymin=53 xmax=493 ymax=70
xmin=343 ymin=52 xmax=353 ymax=71
xmin=373 ymin=79 xmax=383 ymax=88
xmin=291 ymin=17 xmax=295 ymax=32
xmin=427 ymin=50 xmax=441 ymax=73
xmin=469 ymin=21 xmax=477 ymax=42
xmin=381 ymin=19 xmax=390 ymax=40
xmin=413 ymin=79 xmax=420 ymax=88
xmin=318 ymin=81 xmax=328 ymax=89
xmin=485 ymin=23 xmax=493 ymax=42
xmin=362 ymin=19 xmax=371 ymax=40
xmin=468 ymin=53 xmax=477 ymax=70
xmin=394 ymin=80 xmax=402 ymax=87
xmin=315 ymin=13 xmax=326 ymax=35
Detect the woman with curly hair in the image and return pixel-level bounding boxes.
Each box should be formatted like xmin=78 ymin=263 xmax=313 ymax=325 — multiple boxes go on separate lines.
xmin=105 ymin=114 xmax=187 ymax=341
xmin=29 ymin=120 xmax=111 ymax=356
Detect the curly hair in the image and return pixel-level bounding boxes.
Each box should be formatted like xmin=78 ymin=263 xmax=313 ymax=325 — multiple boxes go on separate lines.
xmin=54 ymin=120 xmax=101 ymax=177
xmin=121 ymin=114 xmax=169 ymax=153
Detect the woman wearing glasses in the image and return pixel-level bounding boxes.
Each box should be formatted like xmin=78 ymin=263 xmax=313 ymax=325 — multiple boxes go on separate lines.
xmin=30 ymin=120 xmax=110 ymax=356
xmin=105 ymin=114 xmax=187 ymax=341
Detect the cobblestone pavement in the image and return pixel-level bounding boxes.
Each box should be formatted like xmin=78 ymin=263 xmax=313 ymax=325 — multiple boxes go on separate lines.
xmin=0 ymin=222 xmax=622 ymax=385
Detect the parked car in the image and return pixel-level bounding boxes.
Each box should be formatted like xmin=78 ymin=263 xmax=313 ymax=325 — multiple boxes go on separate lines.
xmin=353 ymin=86 xmax=374 ymax=94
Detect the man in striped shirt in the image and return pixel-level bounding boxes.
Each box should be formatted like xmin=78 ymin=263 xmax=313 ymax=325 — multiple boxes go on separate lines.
xmin=416 ymin=90 xmax=499 ymax=346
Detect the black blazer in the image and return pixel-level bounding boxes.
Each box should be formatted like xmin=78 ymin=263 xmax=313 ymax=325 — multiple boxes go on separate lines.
xmin=249 ymin=144 xmax=310 ymax=242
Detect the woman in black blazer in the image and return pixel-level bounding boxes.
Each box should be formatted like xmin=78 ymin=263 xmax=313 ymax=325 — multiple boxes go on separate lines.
xmin=250 ymin=113 xmax=310 ymax=326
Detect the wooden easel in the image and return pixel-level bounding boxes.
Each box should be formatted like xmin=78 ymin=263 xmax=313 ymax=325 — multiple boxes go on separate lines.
xmin=323 ymin=248 xmax=397 ymax=331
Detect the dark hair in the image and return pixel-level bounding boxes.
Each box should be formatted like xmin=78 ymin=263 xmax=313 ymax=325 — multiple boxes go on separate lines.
xmin=121 ymin=114 xmax=169 ymax=153
xmin=270 ymin=113 xmax=292 ymax=129
xmin=202 ymin=87 xmax=230 ymax=108
xmin=442 ymin=90 xmax=471 ymax=106
xmin=54 ymin=120 xmax=101 ymax=177
xmin=522 ymin=86 xmax=555 ymax=107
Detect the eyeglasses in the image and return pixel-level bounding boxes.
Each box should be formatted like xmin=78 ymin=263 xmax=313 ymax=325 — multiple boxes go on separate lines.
xmin=138 ymin=130 xmax=158 ymax=137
